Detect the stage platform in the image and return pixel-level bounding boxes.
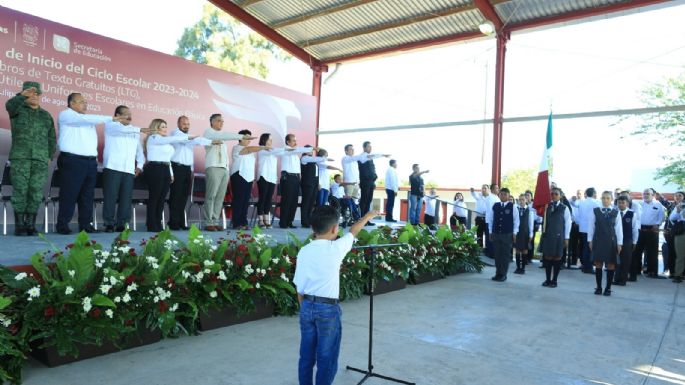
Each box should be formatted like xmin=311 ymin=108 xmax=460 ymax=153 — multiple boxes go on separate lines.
xmin=0 ymin=219 xmax=404 ymax=267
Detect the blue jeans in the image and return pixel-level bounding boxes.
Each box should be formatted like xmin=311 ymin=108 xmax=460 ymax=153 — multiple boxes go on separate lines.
xmin=299 ymin=300 xmax=342 ymax=385
xmin=408 ymin=194 xmax=421 ymax=225
xmin=317 ymin=189 xmax=330 ymax=207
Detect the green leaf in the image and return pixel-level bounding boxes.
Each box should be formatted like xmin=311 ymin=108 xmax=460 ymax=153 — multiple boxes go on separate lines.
xmin=188 ymin=225 xmax=202 ymax=242
xmin=30 ymin=253 xmax=53 ymax=283
xmin=398 ymin=231 xmax=410 ymax=244
xmin=259 ymin=248 xmax=272 ymax=268
xmin=91 ymin=294 xmax=116 ymax=307
xmin=252 ymin=226 xmax=262 ymax=236
xmin=0 ymin=295 xmax=11 ymax=310
xmin=270 ymin=279 xmax=296 ymax=294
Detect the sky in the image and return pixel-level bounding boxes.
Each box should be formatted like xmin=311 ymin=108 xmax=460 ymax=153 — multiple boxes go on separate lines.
xmin=2 ymin=0 xmax=684 ymax=194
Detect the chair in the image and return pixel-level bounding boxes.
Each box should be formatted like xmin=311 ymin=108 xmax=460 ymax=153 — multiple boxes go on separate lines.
xmin=92 ymin=170 xmax=105 ymax=230
xmin=45 ymin=167 xmax=61 ymax=232
xmin=189 ymin=173 xmax=205 ymax=228
xmin=1 ymin=161 xmax=12 ymax=235
xmin=131 ymin=176 xmax=149 ymax=231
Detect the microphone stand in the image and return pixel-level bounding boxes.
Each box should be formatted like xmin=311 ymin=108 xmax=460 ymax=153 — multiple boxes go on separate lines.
xmin=346 ymin=243 xmax=415 ymax=385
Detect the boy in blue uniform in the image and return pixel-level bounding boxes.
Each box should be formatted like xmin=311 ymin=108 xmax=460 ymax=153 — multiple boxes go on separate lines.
xmin=294 ymin=206 xmax=376 ymax=385
xmin=487 ymin=187 xmax=519 ymax=282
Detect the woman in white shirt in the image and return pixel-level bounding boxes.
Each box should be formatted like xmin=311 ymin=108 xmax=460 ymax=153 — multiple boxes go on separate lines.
xmin=143 ymin=119 xmax=201 ymax=232
xmin=255 ymin=133 xmax=292 ymax=228
xmin=230 ymin=129 xmax=270 ymax=230
xmin=450 ymin=192 xmax=468 ymax=229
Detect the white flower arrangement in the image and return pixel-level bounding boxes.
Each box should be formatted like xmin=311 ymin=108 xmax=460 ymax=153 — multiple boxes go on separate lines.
xmin=209 ymin=291 xmax=218 ymax=298
xmin=105 ymin=309 xmax=114 ymax=318
xmin=82 ymin=297 xmax=92 ymax=313
xmin=122 ymin=293 xmax=131 ymax=303
xmin=127 ymin=282 xmax=138 ymax=292
xmin=65 ymin=286 xmax=74 ymax=295
xmin=14 ymin=272 xmax=27 ymax=281
xmin=27 ymin=286 xmax=40 ymax=301
xmin=99 ymin=284 xmax=112 ymax=294
xmin=0 ymin=313 xmax=11 ymax=328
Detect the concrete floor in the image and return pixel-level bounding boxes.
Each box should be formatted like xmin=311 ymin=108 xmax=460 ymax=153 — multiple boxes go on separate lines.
xmin=18 ymin=260 xmax=684 ymax=385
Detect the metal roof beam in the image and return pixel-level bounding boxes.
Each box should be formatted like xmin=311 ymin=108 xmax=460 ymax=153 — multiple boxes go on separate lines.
xmin=209 ymin=0 xmax=327 ymax=68
xmin=239 ymin=0 xmax=266 ymax=7
xmin=506 ymin=0 xmax=671 ymax=32
xmin=299 ymin=3 xmax=479 ymax=48
xmin=323 ymin=30 xmax=483 ymax=63
xmin=473 ymin=0 xmax=504 ymax=31
xmin=271 ymin=0 xmax=380 ymax=30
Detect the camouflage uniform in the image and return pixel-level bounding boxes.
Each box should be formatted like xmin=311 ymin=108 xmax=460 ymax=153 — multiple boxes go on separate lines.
xmin=5 ymin=84 xmax=56 ymax=234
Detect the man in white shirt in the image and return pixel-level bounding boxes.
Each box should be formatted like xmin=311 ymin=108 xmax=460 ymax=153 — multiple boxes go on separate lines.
xmin=168 ymin=116 xmax=207 ymax=230
xmin=576 ymin=187 xmax=601 ymax=273
xmin=294 ymin=206 xmax=377 ymax=385
xmin=56 ymin=93 xmax=124 ymax=234
xmin=384 ymin=159 xmax=399 ymax=222
xmin=202 ymin=113 xmax=251 ymax=231
xmin=632 ymin=188 xmax=666 ymax=279
xmin=341 ymin=144 xmax=388 ymax=226
xmin=278 ymin=134 xmax=313 ymax=229
xmin=102 ymin=105 xmax=145 ymax=232
xmin=471 ymin=184 xmax=499 ymax=257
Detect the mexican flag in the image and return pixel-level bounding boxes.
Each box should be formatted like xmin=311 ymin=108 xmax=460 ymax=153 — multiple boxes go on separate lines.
xmin=532 ymin=113 xmax=553 ymax=216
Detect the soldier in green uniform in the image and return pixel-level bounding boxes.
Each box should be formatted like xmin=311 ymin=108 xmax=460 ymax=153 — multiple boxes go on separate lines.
xmin=5 ymin=81 xmax=56 ymax=235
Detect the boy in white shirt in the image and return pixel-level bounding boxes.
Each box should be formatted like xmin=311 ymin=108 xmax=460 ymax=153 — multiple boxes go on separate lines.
xmin=293 ymin=206 xmax=377 ymax=385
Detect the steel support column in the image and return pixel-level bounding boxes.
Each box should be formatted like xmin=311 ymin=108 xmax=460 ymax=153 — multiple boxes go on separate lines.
xmin=491 ymin=31 xmax=509 ymax=186
xmin=311 ymin=65 xmax=326 ymax=147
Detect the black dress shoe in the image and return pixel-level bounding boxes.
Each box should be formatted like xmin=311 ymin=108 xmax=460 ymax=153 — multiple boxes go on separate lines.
xmin=513 ymin=268 xmax=524 ymax=275
xmin=116 ymin=225 xmax=126 ymax=232
xmin=542 ymin=280 xmax=551 ymax=287
xmin=288 ymin=225 xmax=298 ymax=229
xmin=491 ymin=275 xmax=501 ymax=281
xmin=594 ymin=288 xmax=602 ymax=295
xmin=549 ymin=281 xmax=557 ymax=288
xmin=614 ymin=281 xmax=626 ymax=286
xmin=180 ymin=225 xmax=190 ymax=230
xmin=603 ymin=288 xmax=611 ymax=296
xmin=647 ymin=273 xmax=666 ymax=279
xmin=495 ymin=275 xmax=507 ymax=282
xmin=627 ymin=276 xmax=637 ymax=282
xmin=365 ymin=221 xmax=376 ymax=226
xmin=81 ymin=227 xmax=100 ymax=234
xmin=104 ymin=226 xmax=115 ymax=233
xmin=56 ymin=227 xmax=72 ymax=235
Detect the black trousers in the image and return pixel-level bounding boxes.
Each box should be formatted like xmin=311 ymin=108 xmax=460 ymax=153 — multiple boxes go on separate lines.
xmin=450 ymin=214 xmax=467 ymax=227
xmin=57 ymin=152 xmax=97 ymax=231
xmin=632 ymin=229 xmax=659 ymax=275
xmin=168 ymin=162 xmax=191 ymax=229
xmin=617 ymin=243 xmax=633 ymax=283
xmin=359 ymin=178 xmax=375 ymax=216
xmin=300 ymin=182 xmax=317 ymax=227
xmin=385 ymin=189 xmax=395 ymax=221
xmin=144 ymin=163 xmax=171 ymax=232
xmin=666 ymin=234 xmax=676 ymax=275
xmin=256 ymin=176 xmax=275 ymax=216
xmin=568 ymin=223 xmax=581 ymax=266
xmin=424 ymin=213 xmax=435 ymax=226
xmin=491 ymin=232 xmax=513 ymax=277
xmin=102 ymin=168 xmax=134 ymax=228
xmin=230 ymin=172 xmax=252 ymax=228
xmin=279 ymin=173 xmax=299 ymax=228
xmin=475 ymin=216 xmax=486 ymax=248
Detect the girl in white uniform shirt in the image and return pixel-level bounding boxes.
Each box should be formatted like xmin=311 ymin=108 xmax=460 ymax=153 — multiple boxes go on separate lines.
xmin=143 ymin=118 xmax=205 ymax=232
xmin=256 ymin=133 xmax=291 ymax=228
xmin=450 ymin=192 xmax=468 ymax=228
xmin=230 ymin=129 xmax=270 ymax=230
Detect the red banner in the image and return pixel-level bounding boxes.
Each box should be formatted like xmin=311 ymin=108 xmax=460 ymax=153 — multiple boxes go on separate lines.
xmin=0 ymin=6 xmax=317 ymax=169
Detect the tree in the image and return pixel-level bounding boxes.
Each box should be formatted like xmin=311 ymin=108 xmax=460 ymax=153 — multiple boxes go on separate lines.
xmin=630 ymin=72 xmax=685 ymax=187
xmin=175 ymin=3 xmax=290 ymax=79
xmin=501 ymin=168 xmax=536 ymax=196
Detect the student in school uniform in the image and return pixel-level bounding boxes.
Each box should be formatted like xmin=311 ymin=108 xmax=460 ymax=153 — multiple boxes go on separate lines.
xmin=588 ymin=191 xmax=623 ymax=296
xmin=487 ymin=188 xmax=519 ymax=282
xmin=540 ymin=187 xmax=572 ymax=288
xmin=423 ymin=188 xmax=438 ymax=227
xmin=514 ymin=194 xmax=535 ymax=275
xmin=471 ymin=184 xmax=499 ymax=257
xmin=525 ymin=190 xmax=541 ymax=266
xmin=315 ymin=148 xmax=342 ymax=207
xmin=450 ymin=192 xmax=468 ymax=229
xmin=256 ymin=133 xmax=292 ymax=228
xmin=614 ymin=195 xmax=639 ymax=286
